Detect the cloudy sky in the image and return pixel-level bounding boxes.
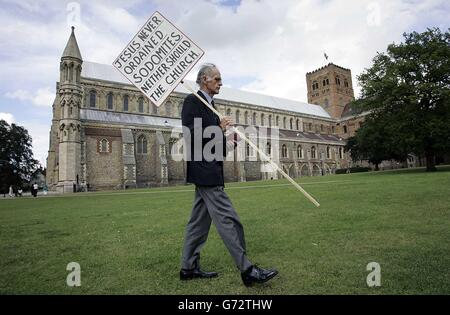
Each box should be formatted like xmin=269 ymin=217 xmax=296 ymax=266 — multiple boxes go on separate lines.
xmin=0 ymin=0 xmax=449 ymax=166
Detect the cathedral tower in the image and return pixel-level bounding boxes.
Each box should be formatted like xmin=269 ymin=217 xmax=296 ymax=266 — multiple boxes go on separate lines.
xmin=56 ymin=27 xmax=83 ymax=193
xmin=306 ymin=63 xmax=355 ymax=119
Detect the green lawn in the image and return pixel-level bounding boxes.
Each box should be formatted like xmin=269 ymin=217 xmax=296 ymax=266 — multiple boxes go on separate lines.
xmin=1 ymin=167 xmax=449 ymax=295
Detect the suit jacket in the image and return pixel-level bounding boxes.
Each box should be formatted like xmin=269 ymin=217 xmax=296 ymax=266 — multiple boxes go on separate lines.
xmin=182 ymin=91 xmax=227 ymax=186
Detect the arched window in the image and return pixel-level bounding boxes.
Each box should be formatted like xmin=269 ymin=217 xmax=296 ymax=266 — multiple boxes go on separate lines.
xmin=339 ymin=147 xmax=344 ymax=159
xmin=99 ymin=138 xmax=109 ymax=153
xmin=321 ymin=124 xmax=324 ymax=133
xmin=343 ymin=125 xmax=348 ymax=133
xmin=276 ymin=116 xmax=279 ymax=127
xmin=261 ymin=114 xmax=265 ymax=126
xmin=267 ymin=142 xmax=271 ymax=155
xmin=137 ymin=135 xmax=148 ymax=154
xmin=107 ymin=93 xmax=113 ymax=110
xmin=283 ymin=117 xmax=287 ymax=129
xmin=282 ymin=144 xmax=288 ymax=158
xmin=138 ymin=97 xmax=144 ymax=113
xmin=335 ymin=76 xmax=341 ymax=85
xmin=166 ymin=100 xmax=172 ymax=116
xmin=226 ymin=108 xmax=232 ymax=117
xmin=69 ymin=64 xmax=74 ymax=82
xmin=123 ymin=95 xmax=129 ymax=111
xmin=268 ymin=115 xmax=272 ymax=127
xmin=296 ymin=119 xmax=300 ymax=130
xmin=235 ymin=110 xmax=240 ymax=124
xmin=290 ymin=118 xmax=293 ymax=130
xmin=311 ymin=146 xmax=317 ymax=159
xmin=297 ymin=145 xmax=303 ymax=159
xmin=344 ymin=80 xmax=349 ymax=88
xmin=326 ymin=78 xmax=329 ymax=85
xmin=326 ymin=146 xmax=331 ymax=159
xmin=246 ymin=143 xmax=254 ymax=158
xmin=323 ymin=79 xmax=326 ymax=87
xmin=89 ymin=90 xmax=96 ymax=108
xmin=252 ymin=112 xmax=257 ymax=125
xmin=244 ymin=111 xmax=249 ymax=125
xmin=309 ymin=123 xmax=313 ymax=131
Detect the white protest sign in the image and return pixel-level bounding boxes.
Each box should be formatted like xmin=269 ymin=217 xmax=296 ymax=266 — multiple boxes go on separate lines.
xmin=113 ymin=11 xmax=204 ymax=107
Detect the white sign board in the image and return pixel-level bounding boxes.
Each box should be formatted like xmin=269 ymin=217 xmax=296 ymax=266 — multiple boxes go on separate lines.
xmin=113 ymin=11 xmax=204 ymax=107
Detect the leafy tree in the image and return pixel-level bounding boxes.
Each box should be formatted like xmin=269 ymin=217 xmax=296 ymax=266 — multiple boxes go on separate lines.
xmin=356 ymin=28 xmax=450 ymax=171
xmin=0 ymin=119 xmax=40 ymax=193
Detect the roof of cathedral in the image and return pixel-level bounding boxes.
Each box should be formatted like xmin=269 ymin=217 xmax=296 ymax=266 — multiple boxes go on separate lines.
xmin=80 ymin=109 xmax=182 ymax=130
xmin=62 ymin=27 xmax=82 ymax=60
xmin=81 ymin=61 xmax=332 ymax=119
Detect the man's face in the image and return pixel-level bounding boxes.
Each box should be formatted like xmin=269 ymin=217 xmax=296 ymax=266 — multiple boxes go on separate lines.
xmin=203 ymin=68 xmax=222 ymax=96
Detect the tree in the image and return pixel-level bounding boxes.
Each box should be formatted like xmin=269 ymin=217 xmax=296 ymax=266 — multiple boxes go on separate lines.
xmin=356 ymin=28 xmax=450 ymax=171
xmin=0 ymin=120 xmax=40 ymax=193
xmin=345 ymin=115 xmax=408 ymax=170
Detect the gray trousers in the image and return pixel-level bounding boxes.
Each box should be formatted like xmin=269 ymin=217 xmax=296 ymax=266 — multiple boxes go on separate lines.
xmin=181 ymin=185 xmax=253 ymax=272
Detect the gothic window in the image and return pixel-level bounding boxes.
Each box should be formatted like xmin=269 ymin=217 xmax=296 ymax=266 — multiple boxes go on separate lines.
xmin=344 ymin=80 xmax=349 ymax=88
xmin=89 ymin=90 xmax=96 ymax=108
xmin=166 ymin=100 xmax=172 ymax=116
xmin=276 ymin=116 xmax=279 ymax=127
xmin=137 ymin=135 xmax=147 ymax=154
xmin=226 ymin=108 xmax=232 ymax=117
xmin=282 ymin=145 xmax=288 ymax=158
xmin=296 ymin=119 xmax=300 ymax=130
xmin=268 ymin=115 xmax=272 ymax=127
xmin=235 ymin=110 xmax=240 ymax=124
xmin=69 ymin=64 xmax=74 ymax=82
xmin=339 ymin=147 xmax=344 ymax=159
xmin=283 ymin=117 xmax=287 ymax=129
xmin=326 ymin=78 xmax=329 ymax=85
xmin=107 ymin=93 xmax=113 ymax=110
xmin=261 ymin=114 xmax=265 ymax=126
xmin=326 ymin=146 xmax=331 ymax=159
xmin=290 ymin=118 xmax=293 ymax=130
xmin=252 ymin=112 xmax=257 ymax=125
xmin=99 ymin=138 xmax=110 ymax=153
xmin=244 ymin=111 xmax=249 ymax=125
xmin=311 ymin=146 xmax=317 ymax=159
xmin=123 ymin=95 xmax=129 ymax=111
xmin=138 ymin=97 xmax=144 ymax=113
xmin=297 ymin=145 xmax=303 ymax=159
xmin=335 ymin=76 xmax=341 ymax=85
xmin=246 ymin=143 xmax=254 ymax=158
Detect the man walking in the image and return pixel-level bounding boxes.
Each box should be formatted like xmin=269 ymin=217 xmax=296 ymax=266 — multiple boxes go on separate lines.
xmin=180 ymin=63 xmax=278 ymax=286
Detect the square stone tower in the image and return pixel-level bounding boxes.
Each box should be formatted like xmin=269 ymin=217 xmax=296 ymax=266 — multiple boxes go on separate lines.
xmin=306 ymin=63 xmax=355 ymax=119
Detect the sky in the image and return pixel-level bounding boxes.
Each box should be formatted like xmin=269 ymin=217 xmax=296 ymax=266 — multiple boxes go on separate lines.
xmin=0 ymin=0 xmax=449 ymax=166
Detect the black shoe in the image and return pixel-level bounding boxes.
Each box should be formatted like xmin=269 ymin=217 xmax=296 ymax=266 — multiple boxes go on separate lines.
xmin=241 ymin=265 xmax=278 ymax=287
xmin=180 ymin=268 xmax=218 ymax=280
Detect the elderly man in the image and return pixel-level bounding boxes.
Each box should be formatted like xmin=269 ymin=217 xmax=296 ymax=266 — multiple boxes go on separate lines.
xmin=179 ymin=63 xmax=278 ymax=286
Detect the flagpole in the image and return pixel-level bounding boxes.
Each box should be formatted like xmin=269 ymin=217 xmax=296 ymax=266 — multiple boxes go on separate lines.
xmin=181 ymin=80 xmax=321 ymax=208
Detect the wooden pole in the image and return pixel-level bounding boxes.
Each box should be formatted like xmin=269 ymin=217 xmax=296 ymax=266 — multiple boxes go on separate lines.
xmin=181 ymin=81 xmax=321 ymax=207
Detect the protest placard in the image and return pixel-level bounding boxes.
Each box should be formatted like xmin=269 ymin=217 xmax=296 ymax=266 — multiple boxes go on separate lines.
xmin=113 ymin=11 xmax=204 ymax=106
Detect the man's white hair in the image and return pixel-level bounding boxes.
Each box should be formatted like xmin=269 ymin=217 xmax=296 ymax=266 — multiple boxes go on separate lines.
xmin=196 ymin=63 xmax=218 ymax=85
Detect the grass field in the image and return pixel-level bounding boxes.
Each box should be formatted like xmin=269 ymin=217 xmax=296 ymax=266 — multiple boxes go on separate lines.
xmin=1 ymin=167 xmax=449 ymax=295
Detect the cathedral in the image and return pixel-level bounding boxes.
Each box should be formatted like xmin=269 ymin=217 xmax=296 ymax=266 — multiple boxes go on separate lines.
xmin=46 ymin=28 xmax=367 ymax=193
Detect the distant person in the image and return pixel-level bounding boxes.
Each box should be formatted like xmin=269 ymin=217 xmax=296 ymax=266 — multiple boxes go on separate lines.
xmin=32 ymin=183 xmax=38 ymax=197
xmin=9 ymin=185 xmax=14 ymax=197
xmin=180 ymin=63 xmax=278 ymax=287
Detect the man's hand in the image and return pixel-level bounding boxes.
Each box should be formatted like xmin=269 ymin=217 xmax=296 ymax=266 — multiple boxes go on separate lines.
xmin=220 ymin=117 xmax=233 ymax=131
